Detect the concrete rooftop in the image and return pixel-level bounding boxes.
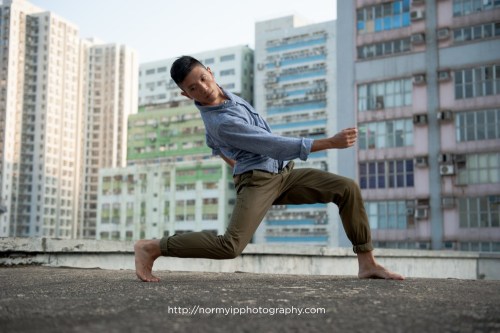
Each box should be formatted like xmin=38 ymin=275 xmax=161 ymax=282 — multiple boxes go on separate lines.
xmin=1 ymin=266 xmax=499 ymax=333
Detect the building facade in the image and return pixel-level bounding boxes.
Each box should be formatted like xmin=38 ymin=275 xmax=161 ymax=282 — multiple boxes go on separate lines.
xmin=253 ymin=16 xmax=346 ymax=247
xmin=78 ymin=40 xmax=138 ymax=239
xmin=127 ymin=104 xmax=209 ymax=165
xmin=97 ymin=102 xmax=235 ymax=241
xmin=0 ymin=0 xmax=138 ymax=239
xmin=138 ymin=45 xmax=254 ymax=106
xmin=338 ymin=0 xmax=500 ymax=251
xmin=0 ymin=0 xmax=83 ymax=238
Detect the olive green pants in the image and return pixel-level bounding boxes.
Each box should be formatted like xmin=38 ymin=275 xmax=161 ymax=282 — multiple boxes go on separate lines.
xmin=159 ymin=161 xmax=373 ymax=258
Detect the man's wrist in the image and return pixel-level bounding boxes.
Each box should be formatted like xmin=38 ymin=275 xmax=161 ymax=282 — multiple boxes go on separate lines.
xmin=311 ymin=138 xmax=333 ymax=152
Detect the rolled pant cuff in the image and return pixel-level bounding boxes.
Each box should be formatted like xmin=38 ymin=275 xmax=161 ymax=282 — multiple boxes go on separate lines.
xmin=352 ymin=242 xmax=373 ymax=254
xmin=159 ymin=237 xmax=169 ymax=256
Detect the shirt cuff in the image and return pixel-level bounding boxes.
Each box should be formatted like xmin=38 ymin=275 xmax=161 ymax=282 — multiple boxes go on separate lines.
xmin=299 ymin=138 xmax=313 ymax=161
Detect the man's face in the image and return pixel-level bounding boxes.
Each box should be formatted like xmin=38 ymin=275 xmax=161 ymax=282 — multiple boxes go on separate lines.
xmin=180 ymin=65 xmax=224 ymax=106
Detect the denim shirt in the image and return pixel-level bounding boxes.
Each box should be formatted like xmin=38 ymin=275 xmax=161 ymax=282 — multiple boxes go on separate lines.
xmin=195 ymin=88 xmax=313 ymax=175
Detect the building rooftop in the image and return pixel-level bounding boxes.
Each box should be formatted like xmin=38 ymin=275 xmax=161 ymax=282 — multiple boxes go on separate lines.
xmin=1 ymin=266 xmax=499 ymax=333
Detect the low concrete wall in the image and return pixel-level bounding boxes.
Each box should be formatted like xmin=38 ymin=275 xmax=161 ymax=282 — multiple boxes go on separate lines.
xmin=1 ymin=237 xmax=499 ymax=280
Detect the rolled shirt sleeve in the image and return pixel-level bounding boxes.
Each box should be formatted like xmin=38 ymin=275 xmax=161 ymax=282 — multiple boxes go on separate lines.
xmin=217 ymin=119 xmax=313 ymax=161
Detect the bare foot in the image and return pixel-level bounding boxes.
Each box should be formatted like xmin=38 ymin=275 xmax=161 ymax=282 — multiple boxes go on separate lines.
xmin=358 ymin=263 xmax=405 ymax=280
xmin=134 ymin=239 xmax=162 ymax=282
xmin=357 ymin=251 xmax=405 ymax=280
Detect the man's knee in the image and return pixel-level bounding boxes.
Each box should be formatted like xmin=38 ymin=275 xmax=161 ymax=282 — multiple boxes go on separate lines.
xmin=221 ymin=247 xmax=243 ymax=259
xmin=219 ymin=238 xmax=245 ymax=259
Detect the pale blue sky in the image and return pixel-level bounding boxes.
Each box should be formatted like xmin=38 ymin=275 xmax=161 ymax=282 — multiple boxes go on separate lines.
xmin=29 ymin=0 xmax=336 ymax=63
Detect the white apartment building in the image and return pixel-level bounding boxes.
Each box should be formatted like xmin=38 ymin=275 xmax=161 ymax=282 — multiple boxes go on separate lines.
xmin=78 ymin=40 xmax=138 ymax=239
xmin=0 ymin=0 xmax=138 ymax=239
xmin=138 ymin=45 xmax=254 ymax=106
xmin=253 ymin=16 xmax=346 ymax=247
xmin=0 ymin=0 xmax=83 ymax=238
xmin=97 ymin=159 xmax=235 ymax=241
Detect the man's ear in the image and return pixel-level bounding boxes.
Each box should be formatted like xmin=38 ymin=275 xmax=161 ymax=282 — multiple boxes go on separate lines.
xmin=207 ymin=67 xmax=214 ymax=77
xmin=180 ymin=91 xmax=192 ymax=99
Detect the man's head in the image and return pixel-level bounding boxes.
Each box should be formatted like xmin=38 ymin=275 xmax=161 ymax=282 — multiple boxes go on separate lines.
xmin=170 ymin=56 xmax=205 ymax=86
xmin=170 ymin=56 xmax=226 ymax=106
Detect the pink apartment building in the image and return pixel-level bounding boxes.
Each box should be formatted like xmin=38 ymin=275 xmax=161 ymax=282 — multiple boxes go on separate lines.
xmin=337 ymin=0 xmax=500 ymax=251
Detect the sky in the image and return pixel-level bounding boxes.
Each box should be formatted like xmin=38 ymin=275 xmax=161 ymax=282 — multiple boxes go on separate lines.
xmin=29 ymin=0 xmax=337 ymax=63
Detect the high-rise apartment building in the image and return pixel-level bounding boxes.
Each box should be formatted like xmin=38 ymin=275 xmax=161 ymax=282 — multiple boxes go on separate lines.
xmin=0 ymin=0 xmax=138 ymax=239
xmin=138 ymin=45 xmax=254 ymax=106
xmin=253 ymin=16 xmax=346 ymax=247
xmin=96 ymin=103 xmax=235 ymax=241
xmin=0 ymin=0 xmax=82 ymax=238
xmin=78 ymin=40 xmax=138 ymax=239
xmin=338 ymin=0 xmax=500 ymax=251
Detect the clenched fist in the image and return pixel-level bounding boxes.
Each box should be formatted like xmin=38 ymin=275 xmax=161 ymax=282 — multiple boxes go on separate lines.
xmin=311 ymin=127 xmax=358 ymax=152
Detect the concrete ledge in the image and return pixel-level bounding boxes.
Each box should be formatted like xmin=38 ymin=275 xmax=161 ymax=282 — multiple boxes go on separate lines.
xmin=1 ymin=237 xmax=499 ymax=280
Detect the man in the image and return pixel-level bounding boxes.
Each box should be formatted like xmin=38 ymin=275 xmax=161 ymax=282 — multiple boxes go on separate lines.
xmin=134 ymin=56 xmax=404 ymax=282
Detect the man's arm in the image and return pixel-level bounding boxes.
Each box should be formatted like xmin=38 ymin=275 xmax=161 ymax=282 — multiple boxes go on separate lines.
xmin=311 ymin=128 xmax=358 ymax=152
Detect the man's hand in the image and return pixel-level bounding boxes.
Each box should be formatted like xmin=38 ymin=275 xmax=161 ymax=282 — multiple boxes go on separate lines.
xmin=311 ymin=128 xmax=358 ymax=152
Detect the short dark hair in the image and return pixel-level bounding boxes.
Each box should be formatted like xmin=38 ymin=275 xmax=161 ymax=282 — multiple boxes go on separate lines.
xmin=170 ymin=56 xmax=205 ymax=87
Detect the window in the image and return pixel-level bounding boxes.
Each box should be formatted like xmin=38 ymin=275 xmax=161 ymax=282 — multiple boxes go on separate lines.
xmin=359 ymin=119 xmax=413 ymax=149
xmin=453 ymin=0 xmax=499 ymax=17
xmin=453 ymin=22 xmax=500 ymax=43
xmin=359 ymin=160 xmax=414 ymax=189
xmin=157 ymin=66 xmax=167 ymax=73
xmin=365 ymin=201 xmax=409 ymax=229
xmin=358 ymin=78 xmax=412 ymax=111
xmin=358 ymin=38 xmax=411 ymax=59
xmin=456 ymin=109 xmax=500 ymax=141
xmin=145 ymin=69 xmax=155 ymax=75
xmin=220 ymin=69 xmax=235 ymax=76
xmin=220 ymin=54 xmax=235 ymax=62
xmin=101 ymin=203 xmax=110 ymax=223
xmin=204 ymin=58 xmax=215 ymax=65
xmin=222 ymin=83 xmax=235 ymax=90
xmin=357 ymin=0 xmax=411 ymax=34
xmin=454 ymin=64 xmax=500 ymax=99
xmin=457 ymin=153 xmax=500 ymax=185
xmin=459 ymin=196 xmax=500 ymax=228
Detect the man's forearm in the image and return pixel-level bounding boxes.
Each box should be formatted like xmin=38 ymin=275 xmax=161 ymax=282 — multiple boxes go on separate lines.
xmin=311 ymin=138 xmax=334 ymax=152
xmin=311 ymin=128 xmax=358 ymax=152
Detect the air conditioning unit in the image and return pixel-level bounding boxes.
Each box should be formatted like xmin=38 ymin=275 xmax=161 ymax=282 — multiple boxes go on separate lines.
xmin=414 ymin=155 xmax=428 ymax=168
xmin=411 ymin=33 xmax=426 ymax=45
xmin=413 ymin=73 xmax=426 ymax=85
xmin=411 ymin=10 xmax=425 ymax=21
xmin=413 ymin=114 xmax=428 ymax=125
xmin=437 ymin=109 xmax=453 ymax=121
xmin=415 ymin=207 xmax=428 ymax=219
xmin=437 ymin=28 xmax=450 ymax=40
xmin=438 ymin=70 xmax=451 ymax=81
xmin=257 ymin=63 xmax=265 ymax=70
xmin=440 ymin=164 xmax=455 ymax=176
